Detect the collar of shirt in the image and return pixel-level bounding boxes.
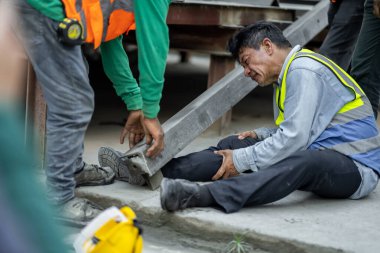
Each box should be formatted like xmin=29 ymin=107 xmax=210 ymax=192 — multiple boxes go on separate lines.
xmin=277 ymin=45 xmax=301 ymax=85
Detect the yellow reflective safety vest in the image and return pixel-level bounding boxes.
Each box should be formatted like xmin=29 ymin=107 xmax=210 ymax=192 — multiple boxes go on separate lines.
xmin=61 ymin=0 xmax=136 ymax=49
xmin=275 ymin=48 xmax=380 ymax=174
xmin=275 ymin=49 xmax=365 ymax=126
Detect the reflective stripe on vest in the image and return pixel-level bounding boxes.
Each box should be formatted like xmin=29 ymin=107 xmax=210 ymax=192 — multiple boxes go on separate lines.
xmin=275 ymin=49 xmax=380 ymax=173
xmin=61 ymin=0 xmax=135 ymax=49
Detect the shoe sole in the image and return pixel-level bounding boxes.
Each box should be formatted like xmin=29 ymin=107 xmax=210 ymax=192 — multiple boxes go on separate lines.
xmin=98 ymin=147 xmax=145 ymax=186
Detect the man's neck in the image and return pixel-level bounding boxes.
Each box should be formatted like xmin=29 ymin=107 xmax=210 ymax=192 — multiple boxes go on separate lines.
xmin=274 ymin=47 xmax=292 ymax=78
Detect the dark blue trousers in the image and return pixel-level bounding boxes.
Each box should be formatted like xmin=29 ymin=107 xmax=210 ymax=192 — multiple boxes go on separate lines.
xmin=162 ymin=135 xmax=361 ymax=213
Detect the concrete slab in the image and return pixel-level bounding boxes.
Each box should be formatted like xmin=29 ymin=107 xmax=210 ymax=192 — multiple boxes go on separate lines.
xmin=77 ymin=180 xmax=380 ymax=253
xmin=64 ymin=223 xmax=212 ymax=253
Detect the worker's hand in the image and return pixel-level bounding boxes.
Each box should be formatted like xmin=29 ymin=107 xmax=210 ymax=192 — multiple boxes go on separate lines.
xmin=237 ymin=130 xmax=257 ymax=140
xmin=120 ymin=110 xmax=145 ymax=148
xmin=212 ymin=149 xmax=239 ymax=180
xmin=143 ymin=117 xmax=164 ymax=158
xmin=374 ymin=0 xmax=380 ymax=18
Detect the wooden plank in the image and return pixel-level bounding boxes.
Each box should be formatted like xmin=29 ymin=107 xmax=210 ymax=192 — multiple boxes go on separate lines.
xmin=167 ymin=3 xmax=294 ymax=27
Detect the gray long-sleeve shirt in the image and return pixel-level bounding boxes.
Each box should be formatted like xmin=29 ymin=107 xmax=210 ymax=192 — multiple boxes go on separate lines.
xmin=232 ymin=45 xmax=378 ymax=199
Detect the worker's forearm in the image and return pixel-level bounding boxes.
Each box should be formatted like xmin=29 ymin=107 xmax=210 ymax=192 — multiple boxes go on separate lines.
xmin=134 ymin=0 xmax=171 ymax=118
xmin=100 ymin=37 xmax=143 ymax=111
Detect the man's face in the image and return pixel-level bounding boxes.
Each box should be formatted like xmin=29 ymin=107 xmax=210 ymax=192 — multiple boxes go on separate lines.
xmin=238 ymin=45 xmax=275 ymax=86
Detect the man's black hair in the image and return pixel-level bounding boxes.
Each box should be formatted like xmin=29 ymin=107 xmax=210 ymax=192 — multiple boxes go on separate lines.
xmin=227 ymin=21 xmax=292 ymax=61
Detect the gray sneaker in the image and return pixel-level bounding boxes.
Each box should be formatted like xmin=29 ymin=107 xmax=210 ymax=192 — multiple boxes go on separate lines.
xmin=98 ymin=147 xmax=146 ymax=186
xmin=160 ymin=178 xmax=201 ymax=212
xmin=75 ymin=163 xmax=115 ymax=187
xmin=57 ymin=197 xmax=102 ymax=226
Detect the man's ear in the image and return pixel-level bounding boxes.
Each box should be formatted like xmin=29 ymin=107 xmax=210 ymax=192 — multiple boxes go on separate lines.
xmin=262 ymin=38 xmax=273 ymax=55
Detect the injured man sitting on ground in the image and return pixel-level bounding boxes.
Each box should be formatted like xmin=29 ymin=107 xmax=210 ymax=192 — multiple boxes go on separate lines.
xmin=98 ymin=22 xmax=380 ymax=213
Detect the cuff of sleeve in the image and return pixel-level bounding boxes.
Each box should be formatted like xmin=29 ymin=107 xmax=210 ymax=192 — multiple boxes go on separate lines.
xmin=143 ymin=101 xmax=160 ymax=119
xmin=123 ymin=93 xmax=143 ymax=111
xmin=254 ymin=127 xmax=274 ymax=140
xmin=233 ymin=148 xmax=258 ymax=173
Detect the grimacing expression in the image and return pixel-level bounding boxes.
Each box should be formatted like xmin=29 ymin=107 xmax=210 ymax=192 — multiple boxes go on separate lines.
xmin=238 ymin=46 xmax=273 ymax=86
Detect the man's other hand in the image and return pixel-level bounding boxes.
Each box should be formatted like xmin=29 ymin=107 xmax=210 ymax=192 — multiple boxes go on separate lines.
xmin=143 ymin=117 xmax=164 ymax=158
xmin=212 ymin=149 xmax=239 ymax=180
xmin=237 ymin=131 xmax=257 ymax=140
xmin=120 ymin=110 xmax=145 ymax=148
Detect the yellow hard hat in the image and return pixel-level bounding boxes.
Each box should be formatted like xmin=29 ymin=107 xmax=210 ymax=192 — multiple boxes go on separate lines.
xmin=74 ymin=206 xmax=143 ymax=253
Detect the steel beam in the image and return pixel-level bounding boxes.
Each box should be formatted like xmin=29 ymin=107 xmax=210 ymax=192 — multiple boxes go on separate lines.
xmin=118 ymin=0 xmax=330 ymax=189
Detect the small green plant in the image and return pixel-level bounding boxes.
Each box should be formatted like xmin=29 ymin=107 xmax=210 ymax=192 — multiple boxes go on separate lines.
xmin=223 ymin=233 xmax=253 ymax=253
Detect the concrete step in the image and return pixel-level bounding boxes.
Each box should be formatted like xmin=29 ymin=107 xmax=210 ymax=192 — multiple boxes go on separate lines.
xmin=76 ymin=181 xmax=380 ymax=253
xmin=64 ymin=225 xmax=214 ymax=253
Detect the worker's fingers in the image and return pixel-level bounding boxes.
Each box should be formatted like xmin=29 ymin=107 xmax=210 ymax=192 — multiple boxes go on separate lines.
xmin=130 ymin=133 xmax=139 ymax=148
xmin=146 ymin=138 xmax=164 ymax=158
xmin=238 ymin=131 xmax=251 ymax=140
xmin=133 ymin=133 xmax=143 ymax=147
xmin=142 ymin=117 xmax=165 ymax=157
xmin=146 ymin=142 xmax=158 ymax=158
xmin=238 ymin=131 xmax=257 ymax=140
xmin=120 ymin=128 xmax=128 ymax=144
xmin=214 ymin=149 xmax=237 ymax=180
xmin=129 ymin=132 xmax=136 ymax=148
xmin=145 ymin=133 xmax=153 ymax=145
xmin=212 ymin=165 xmax=226 ymax=181
xmin=214 ymin=150 xmax=227 ymax=157
xmin=214 ymin=150 xmax=222 ymax=156
xmin=223 ymin=170 xmax=230 ymax=180
xmin=212 ymin=151 xmax=226 ymax=180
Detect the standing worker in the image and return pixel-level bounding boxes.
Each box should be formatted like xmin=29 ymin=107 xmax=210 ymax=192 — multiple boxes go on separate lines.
xmin=14 ymin=0 xmax=170 ymax=224
xmin=319 ymin=0 xmax=365 ymax=71
xmin=158 ymin=22 xmax=380 ymax=213
xmin=350 ymin=0 xmax=380 ymax=118
xmin=0 ymin=1 xmax=69 ymax=252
